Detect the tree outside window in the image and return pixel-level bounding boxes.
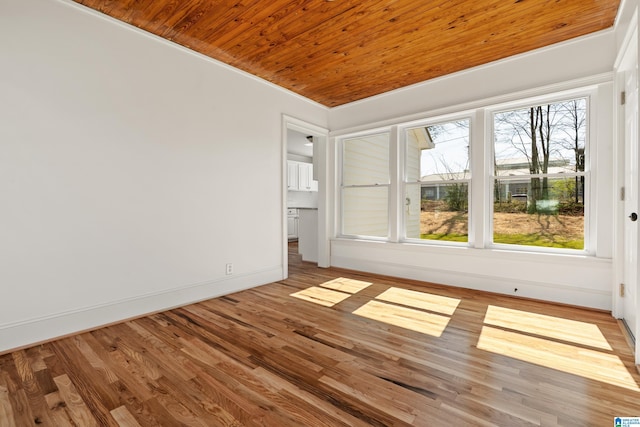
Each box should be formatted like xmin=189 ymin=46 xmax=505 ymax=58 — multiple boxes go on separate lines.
xmin=404 ymin=119 xmax=470 ymax=242
xmin=492 ymin=98 xmax=587 ymax=249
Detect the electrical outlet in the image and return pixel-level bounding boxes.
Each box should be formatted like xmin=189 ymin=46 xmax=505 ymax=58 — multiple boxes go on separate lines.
xmin=225 ymin=263 xmax=233 ymax=275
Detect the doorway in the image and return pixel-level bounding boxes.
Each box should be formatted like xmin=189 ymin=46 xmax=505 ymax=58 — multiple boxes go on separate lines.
xmin=617 ymin=24 xmax=640 ymax=364
xmin=282 ymin=116 xmax=330 ymax=279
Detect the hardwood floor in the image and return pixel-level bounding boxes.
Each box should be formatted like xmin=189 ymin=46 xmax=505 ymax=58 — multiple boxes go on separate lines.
xmin=1 ymin=244 xmax=639 ymax=426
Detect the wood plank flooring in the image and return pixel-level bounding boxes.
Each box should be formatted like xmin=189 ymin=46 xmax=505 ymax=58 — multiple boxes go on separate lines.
xmin=1 ymin=244 xmax=639 ymax=426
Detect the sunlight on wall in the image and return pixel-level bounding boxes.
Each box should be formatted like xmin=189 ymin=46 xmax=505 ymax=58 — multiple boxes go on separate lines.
xmin=478 ymin=306 xmax=639 ymax=392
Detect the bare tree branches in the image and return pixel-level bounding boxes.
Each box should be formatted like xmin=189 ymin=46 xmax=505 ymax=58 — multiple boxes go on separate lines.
xmin=493 ymin=98 xmax=586 ymax=212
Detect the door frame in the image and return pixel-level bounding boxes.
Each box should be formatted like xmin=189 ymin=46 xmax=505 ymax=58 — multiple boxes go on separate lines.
xmin=614 ymin=8 xmax=640 ymax=364
xmin=282 ymin=115 xmax=330 ymax=279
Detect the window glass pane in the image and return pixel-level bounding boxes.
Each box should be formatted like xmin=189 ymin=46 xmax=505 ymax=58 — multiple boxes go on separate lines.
xmin=405 ymin=183 xmax=469 ymax=242
xmin=343 ymin=133 xmax=390 ymax=186
xmin=492 ymin=97 xmax=586 ymax=250
xmin=405 ymin=119 xmax=470 ymax=243
xmin=493 ymin=177 xmax=584 ymax=249
xmin=406 ymin=120 xmax=470 ymax=182
xmin=494 ymin=99 xmax=586 ymax=176
xmin=342 ymin=186 xmax=389 ymax=237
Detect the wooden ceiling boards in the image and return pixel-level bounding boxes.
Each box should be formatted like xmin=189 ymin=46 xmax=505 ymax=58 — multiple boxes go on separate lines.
xmin=73 ymin=0 xmax=621 ymax=106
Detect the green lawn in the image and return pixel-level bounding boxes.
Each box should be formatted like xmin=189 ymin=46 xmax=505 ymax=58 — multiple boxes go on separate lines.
xmin=420 ymin=233 xmax=584 ymax=249
xmin=420 ymin=233 xmax=468 ymax=242
xmin=493 ymin=233 xmax=584 ymax=249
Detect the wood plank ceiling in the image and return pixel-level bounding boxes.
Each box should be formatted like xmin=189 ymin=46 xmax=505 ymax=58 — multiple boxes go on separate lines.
xmin=73 ymin=0 xmax=620 ymax=107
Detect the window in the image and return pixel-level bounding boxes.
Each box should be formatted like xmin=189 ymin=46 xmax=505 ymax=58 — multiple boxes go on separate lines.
xmin=492 ymin=97 xmax=587 ymax=250
xmin=341 ymin=132 xmax=390 ymax=238
xmin=403 ymin=119 xmax=471 ymax=242
xmin=336 ymin=89 xmax=593 ymax=254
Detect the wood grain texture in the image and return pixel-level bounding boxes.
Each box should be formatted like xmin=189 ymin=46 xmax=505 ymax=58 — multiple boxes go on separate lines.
xmin=70 ymin=0 xmax=620 ymax=106
xmin=0 ymin=244 xmax=638 ymax=425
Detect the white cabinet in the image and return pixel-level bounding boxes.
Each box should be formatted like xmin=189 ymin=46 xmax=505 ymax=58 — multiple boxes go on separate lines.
xmin=287 ymin=162 xmax=299 ymax=190
xmin=298 ymin=162 xmax=318 ymax=191
xmin=298 ymin=209 xmax=318 ymax=262
xmin=287 ymin=208 xmax=298 ymax=240
xmin=287 ymin=161 xmax=317 ymax=192
xmin=287 ymin=217 xmax=298 ymax=239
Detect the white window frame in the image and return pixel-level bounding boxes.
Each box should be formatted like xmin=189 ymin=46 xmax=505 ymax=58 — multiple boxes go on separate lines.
xmin=485 ymin=90 xmax=593 ymax=255
xmin=338 ymin=128 xmax=393 ymax=241
xmin=399 ymin=114 xmax=473 ymax=246
xmin=334 ymin=84 xmax=599 ymax=256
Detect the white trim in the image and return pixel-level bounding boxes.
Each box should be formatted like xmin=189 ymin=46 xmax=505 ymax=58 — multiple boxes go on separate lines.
xmin=615 ymin=7 xmax=639 ymax=69
xmin=485 ymin=86 xmax=598 ymax=116
xmin=613 ymin=8 xmax=640 ymax=364
xmin=59 ymin=0 xmax=329 ymax=111
xmin=397 ymin=114 xmax=474 ymax=245
xmin=613 ymin=67 xmax=626 ymax=320
xmin=282 ymin=115 xmax=330 ymax=269
xmin=613 ymin=9 xmax=638 ymax=321
xmin=330 ymin=73 xmax=613 ymax=137
xmin=337 ymin=129 xmax=393 ymax=239
xmin=494 ymin=172 xmax=586 ymax=181
xmin=480 ymin=109 xmax=493 ymax=249
xmin=0 ymin=267 xmax=282 ymax=354
xmin=331 ymin=238 xmax=613 ymax=310
xmin=484 ymin=88 xmax=596 ymax=256
xmin=332 ymin=254 xmax=611 ymax=310
xmin=615 ymin=0 xmax=633 ymax=28
xmin=387 ymin=126 xmax=402 ymax=242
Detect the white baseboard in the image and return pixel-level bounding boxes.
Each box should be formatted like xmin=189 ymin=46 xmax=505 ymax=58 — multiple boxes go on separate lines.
xmin=0 ymin=266 xmax=283 ymax=354
xmin=331 ymin=254 xmax=612 ymax=311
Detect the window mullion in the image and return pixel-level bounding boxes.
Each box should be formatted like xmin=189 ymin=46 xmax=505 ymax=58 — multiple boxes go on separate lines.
xmin=471 ymin=109 xmax=488 ymax=249
xmin=495 ymin=172 xmax=586 ymax=181
xmin=389 ymin=126 xmax=401 ymax=242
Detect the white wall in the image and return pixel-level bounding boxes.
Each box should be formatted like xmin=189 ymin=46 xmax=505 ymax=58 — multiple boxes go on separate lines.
xmin=616 ymin=0 xmax=639 ymax=52
xmin=330 ymin=31 xmax=617 ymax=131
xmin=328 ymin=32 xmax=618 ymax=311
xmin=0 ymin=0 xmax=327 ymax=353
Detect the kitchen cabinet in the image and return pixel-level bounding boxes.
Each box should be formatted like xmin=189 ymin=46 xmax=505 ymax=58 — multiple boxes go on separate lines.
xmin=287 ymin=162 xmax=299 ymax=191
xmin=287 ymin=208 xmax=298 ymax=240
xmin=298 ymin=208 xmax=318 ymax=262
xmin=298 ymin=162 xmax=318 ymax=191
xmin=287 ymin=161 xmax=317 ymax=192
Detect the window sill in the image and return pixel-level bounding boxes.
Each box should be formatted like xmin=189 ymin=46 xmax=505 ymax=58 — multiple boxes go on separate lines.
xmin=331 ymin=237 xmax=611 ymax=266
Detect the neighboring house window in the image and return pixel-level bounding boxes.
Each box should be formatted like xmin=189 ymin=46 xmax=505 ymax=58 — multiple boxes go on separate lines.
xmin=341 ymin=132 xmax=390 ymax=238
xmin=403 ymin=119 xmax=471 ymax=242
xmin=492 ymin=97 xmax=587 ymax=250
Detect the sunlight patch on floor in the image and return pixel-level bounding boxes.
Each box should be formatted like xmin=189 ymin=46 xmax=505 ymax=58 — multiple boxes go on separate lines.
xmin=376 ymin=287 xmax=461 ymax=316
xmin=290 ymin=277 xmax=372 ymax=307
xmin=290 ymin=287 xmax=351 ymax=307
xmin=483 ymin=305 xmax=612 ymax=350
xmin=477 ymin=325 xmax=639 ymax=392
xmin=292 ymin=280 xmax=461 ymax=337
xmin=353 ymin=300 xmax=451 ymax=337
xmin=318 ymin=277 xmax=372 ymax=294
